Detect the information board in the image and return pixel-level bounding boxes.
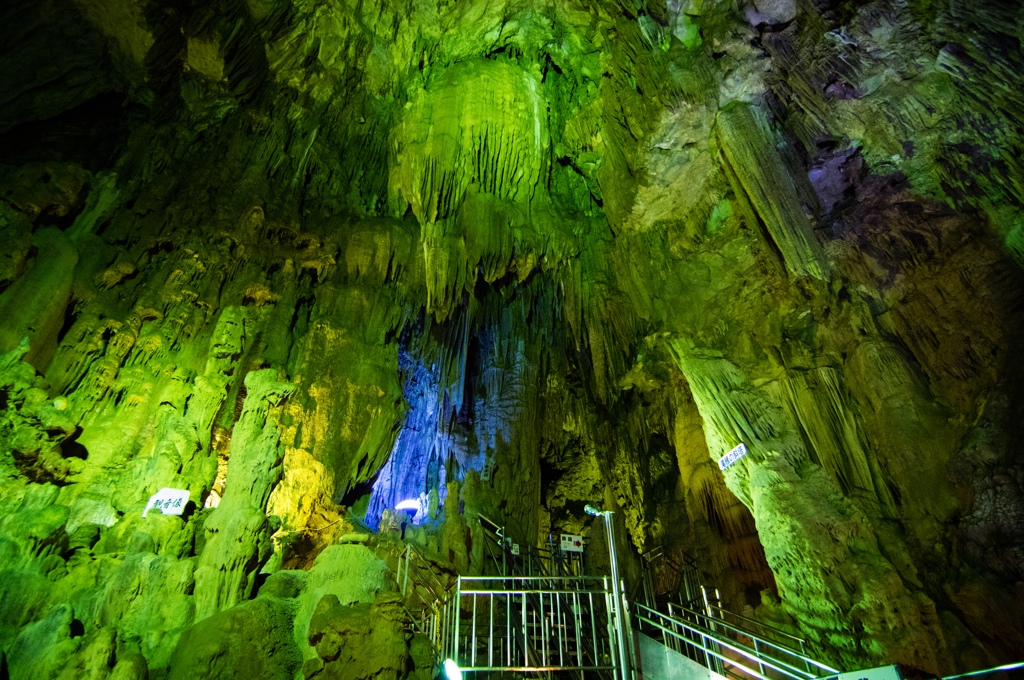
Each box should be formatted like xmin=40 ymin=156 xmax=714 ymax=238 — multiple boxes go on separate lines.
xmin=143 ymin=488 xmax=190 ymax=518
xmin=560 ymin=534 xmax=584 ymax=553
xmin=718 ymin=443 xmax=749 ymax=471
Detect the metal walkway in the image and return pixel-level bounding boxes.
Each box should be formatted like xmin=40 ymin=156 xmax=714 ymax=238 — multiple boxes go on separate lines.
xmin=430 ymin=573 xmax=837 ymax=680
xmin=416 ymin=516 xmax=837 ymax=680
xmin=439 ymin=575 xmax=622 ymax=675
xmin=400 ymin=516 xmax=1021 ymax=680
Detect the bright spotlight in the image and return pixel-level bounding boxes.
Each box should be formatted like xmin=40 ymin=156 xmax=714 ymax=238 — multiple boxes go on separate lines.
xmin=395 ymin=499 xmax=420 ymax=511
xmin=443 ymin=659 xmax=462 ymax=680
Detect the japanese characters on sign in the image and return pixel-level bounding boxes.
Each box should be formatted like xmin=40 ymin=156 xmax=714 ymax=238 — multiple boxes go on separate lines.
xmin=143 ymin=488 xmax=191 ymax=518
xmin=718 ymin=443 xmax=749 ymax=471
xmin=560 ymin=534 xmax=584 ymax=553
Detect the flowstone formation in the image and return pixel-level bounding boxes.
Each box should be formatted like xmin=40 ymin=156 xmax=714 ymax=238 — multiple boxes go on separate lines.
xmin=1 ymin=0 xmax=1023 ymax=677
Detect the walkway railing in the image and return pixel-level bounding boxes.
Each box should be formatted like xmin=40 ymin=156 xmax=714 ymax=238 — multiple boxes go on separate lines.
xmin=393 ymin=542 xmax=455 ymax=652
xmin=632 ymin=601 xmax=840 ymax=680
xmin=478 ymin=515 xmax=586 ymax=578
xmin=704 ymin=602 xmax=813 ymax=658
xmin=438 ymin=575 xmax=626 ymax=677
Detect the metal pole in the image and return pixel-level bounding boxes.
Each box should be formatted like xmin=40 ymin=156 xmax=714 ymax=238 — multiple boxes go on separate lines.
xmin=556 ymin=589 xmax=564 ymax=666
xmin=453 ymin=579 xmax=461 ymax=664
xmin=403 ymin=547 xmax=410 ymax=597
xmin=574 ymin=592 xmax=582 ymax=666
xmin=521 ymin=589 xmax=528 ymax=667
xmin=623 ymin=578 xmax=637 ymax=678
xmin=604 ymin=513 xmax=631 ymax=680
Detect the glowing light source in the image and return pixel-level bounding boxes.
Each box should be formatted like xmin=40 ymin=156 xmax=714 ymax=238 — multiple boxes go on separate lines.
xmin=396 ymin=499 xmax=420 ymax=511
xmin=443 ymin=659 xmax=462 ymax=680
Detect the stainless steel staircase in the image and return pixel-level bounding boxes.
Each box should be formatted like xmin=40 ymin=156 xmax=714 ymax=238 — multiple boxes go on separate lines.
xmin=409 ymin=522 xmax=1021 ymax=680
xmin=630 ymin=600 xmax=839 ymax=680
xmin=439 ymin=575 xmax=623 ymax=675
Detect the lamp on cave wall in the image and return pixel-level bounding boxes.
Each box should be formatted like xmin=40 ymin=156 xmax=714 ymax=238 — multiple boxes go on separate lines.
xmin=396 ymin=497 xmax=426 ymax=523
xmin=585 ymin=504 xmax=630 ymax=679
xmin=435 ymin=659 xmax=461 ymax=680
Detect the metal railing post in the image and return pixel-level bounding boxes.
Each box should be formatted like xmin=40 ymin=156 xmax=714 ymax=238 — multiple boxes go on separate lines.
xmin=402 ymin=546 xmax=410 ymax=597
xmin=471 ymin=593 xmax=477 ymax=667
xmin=603 ymin=513 xmax=631 ymax=680
xmin=452 ymin=578 xmax=461 ymax=664
xmin=521 ymin=588 xmax=528 ymax=667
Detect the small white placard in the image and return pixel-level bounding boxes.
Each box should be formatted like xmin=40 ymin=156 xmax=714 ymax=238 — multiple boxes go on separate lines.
xmin=143 ymin=488 xmax=190 ymax=518
xmin=511 ymin=543 xmax=520 ymax=556
xmin=718 ymin=443 xmax=748 ymax=471
xmin=837 ymin=666 xmax=902 ymax=680
xmin=560 ymin=534 xmax=584 ymax=553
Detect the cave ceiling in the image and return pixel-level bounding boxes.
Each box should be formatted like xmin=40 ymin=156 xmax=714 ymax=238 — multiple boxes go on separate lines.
xmin=1 ymin=0 xmax=1024 ymax=676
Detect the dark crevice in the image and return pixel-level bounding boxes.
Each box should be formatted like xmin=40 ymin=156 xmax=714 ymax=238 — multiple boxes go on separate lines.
xmin=340 ymin=476 xmax=376 ymax=509
xmin=0 ymin=92 xmax=136 ymax=171
xmin=56 ymin=300 xmax=79 ymax=345
xmin=61 ymin=427 xmax=88 ymax=460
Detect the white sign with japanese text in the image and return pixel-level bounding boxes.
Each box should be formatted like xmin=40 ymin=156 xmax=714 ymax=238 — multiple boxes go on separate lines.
xmin=718 ymin=444 xmax=748 ymax=471
xmin=143 ymin=488 xmax=190 ymax=518
xmin=560 ymin=534 xmax=584 ymax=553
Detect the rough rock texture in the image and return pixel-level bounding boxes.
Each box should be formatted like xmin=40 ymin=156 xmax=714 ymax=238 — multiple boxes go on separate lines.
xmin=1 ymin=0 xmax=1023 ymax=677
xmin=167 ymin=598 xmax=300 ymax=680
xmin=302 ymin=592 xmax=409 ymax=680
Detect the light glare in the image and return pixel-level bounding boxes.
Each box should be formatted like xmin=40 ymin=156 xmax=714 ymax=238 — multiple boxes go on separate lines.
xmin=443 ymin=659 xmax=462 ymax=680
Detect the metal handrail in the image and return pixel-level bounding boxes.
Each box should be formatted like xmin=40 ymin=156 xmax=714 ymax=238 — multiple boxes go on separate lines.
xmin=633 ymin=602 xmax=835 ymax=680
xmin=441 ymin=575 xmax=625 ymax=677
xmin=938 ymin=662 xmax=1024 ymax=680
xmin=706 ymin=603 xmax=808 ymax=646
xmin=665 ymin=602 xmax=839 ymax=675
xmin=461 ymin=575 xmax=608 ymax=582
xmin=479 ymin=516 xmax=547 ymax=578
xmin=397 ymin=542 xmax=450 ymax=604
xmin=635 ymin=604 xmax=773 ymax=680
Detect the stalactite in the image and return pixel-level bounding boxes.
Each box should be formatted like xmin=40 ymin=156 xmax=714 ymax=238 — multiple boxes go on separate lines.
xmin=716 ymin=103 xmax=828 ymax=280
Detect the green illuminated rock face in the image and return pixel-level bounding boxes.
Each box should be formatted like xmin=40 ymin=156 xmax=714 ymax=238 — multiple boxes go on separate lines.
xmin=1 ymin=0 xmax=1023 ymax=677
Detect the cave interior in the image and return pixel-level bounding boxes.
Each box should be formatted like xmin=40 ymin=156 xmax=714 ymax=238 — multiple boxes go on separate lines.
xmin=1 ymin=0 xmax=1024 ymax=678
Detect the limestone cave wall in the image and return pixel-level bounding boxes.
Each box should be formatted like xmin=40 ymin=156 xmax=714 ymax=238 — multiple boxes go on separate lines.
xmin=1 ymin=0 xmax=1023 ymax=677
